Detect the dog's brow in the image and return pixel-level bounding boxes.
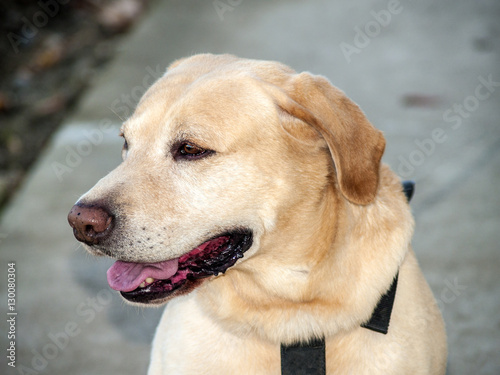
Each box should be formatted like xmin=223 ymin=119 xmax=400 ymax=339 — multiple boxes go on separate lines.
xmin=120 ymin=122 xmax=131 ymax=135
xmin=175 ymin=129 xmax=203 ymax=143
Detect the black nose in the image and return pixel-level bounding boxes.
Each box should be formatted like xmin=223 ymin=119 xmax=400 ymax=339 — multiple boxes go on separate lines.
xmin=67 ymin=203 xmax=114 ymax=245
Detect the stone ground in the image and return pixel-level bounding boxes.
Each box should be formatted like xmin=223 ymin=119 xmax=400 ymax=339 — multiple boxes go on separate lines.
xmin=1 ymin=0 xmax=499 ymax=374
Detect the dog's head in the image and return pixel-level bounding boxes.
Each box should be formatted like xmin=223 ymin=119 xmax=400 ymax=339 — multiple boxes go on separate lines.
xmin=68 ymin=54 xmax=385 ymax=306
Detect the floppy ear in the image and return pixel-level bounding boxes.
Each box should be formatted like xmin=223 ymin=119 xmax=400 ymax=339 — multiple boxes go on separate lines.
xmin=268 ymin=72 xmax=386 ymax=205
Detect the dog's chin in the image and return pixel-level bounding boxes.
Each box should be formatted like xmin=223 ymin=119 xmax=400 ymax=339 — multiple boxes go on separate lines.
xmin=112 ymin=229 xmax=253 ymax=306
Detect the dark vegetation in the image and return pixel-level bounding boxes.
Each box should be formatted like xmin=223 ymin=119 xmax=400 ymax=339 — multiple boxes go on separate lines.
xmin=0 ymin=0 xmax=149 ymax=211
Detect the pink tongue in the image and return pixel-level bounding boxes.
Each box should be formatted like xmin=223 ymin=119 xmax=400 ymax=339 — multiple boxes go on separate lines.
xmin=107 ymin=259 xmax=179 ymax=292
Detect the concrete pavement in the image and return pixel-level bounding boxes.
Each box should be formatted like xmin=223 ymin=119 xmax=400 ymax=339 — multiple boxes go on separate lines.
xmin=1 ymin=0 xmax=499 ymax=374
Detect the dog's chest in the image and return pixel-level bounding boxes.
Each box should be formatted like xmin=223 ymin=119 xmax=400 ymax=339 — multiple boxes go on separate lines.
xmin=149 ymin=293 xmax=280 ymax=375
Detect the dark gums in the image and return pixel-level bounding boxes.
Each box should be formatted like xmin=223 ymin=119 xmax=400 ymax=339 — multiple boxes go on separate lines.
xmin=185 ymin=232 xmax=252 ymax=277
xmin=120 ymin=230 xmax=253 ymax=304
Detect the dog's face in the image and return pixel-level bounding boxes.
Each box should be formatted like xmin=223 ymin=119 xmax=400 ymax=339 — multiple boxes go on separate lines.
xmin=68 ymin=54 xmax=385 ymax=306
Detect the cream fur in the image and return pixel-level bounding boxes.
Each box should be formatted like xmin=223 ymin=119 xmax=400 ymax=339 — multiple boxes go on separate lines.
xmin=76 ymin=54 xmax=447 ymax=374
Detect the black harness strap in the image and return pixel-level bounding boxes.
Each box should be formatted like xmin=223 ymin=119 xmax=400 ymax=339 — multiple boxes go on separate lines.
xmin=402 ymin=180 xmax=416 ymax=202
xmin=280 ymin=181 xmax=415 ymax=375
xmin=360 ymin=272 xmax=399 ymax=334
xmin=281 ymin=337 xmax=326 ymax=375
xmin=360 ymin=181 xmax=415 ymax=333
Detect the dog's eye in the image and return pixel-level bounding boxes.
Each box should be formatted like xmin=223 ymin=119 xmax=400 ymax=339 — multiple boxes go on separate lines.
xmin=181 ymin=143 xmax=203 ymax=155
xmin=120 ymin=132 xmax=128 ymax=160
xmin=175 ymin=142 xmax=213 ymax=160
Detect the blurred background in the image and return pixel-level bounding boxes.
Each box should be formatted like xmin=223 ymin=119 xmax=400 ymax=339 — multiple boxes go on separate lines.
xmin=0 ymin=0 xmax=499 ymax=374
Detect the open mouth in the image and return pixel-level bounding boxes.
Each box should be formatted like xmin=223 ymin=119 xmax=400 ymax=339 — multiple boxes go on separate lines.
xmin=106 ymin=230 xmax=253 ymax=304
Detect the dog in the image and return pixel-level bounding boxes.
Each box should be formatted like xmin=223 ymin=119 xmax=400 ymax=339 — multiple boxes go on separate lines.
xmin=68 ymin=54 xmax=447 ymax=374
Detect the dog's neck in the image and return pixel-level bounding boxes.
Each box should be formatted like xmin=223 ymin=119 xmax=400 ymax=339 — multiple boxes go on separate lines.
xmin=280 ymin=180 xmax=414 ymax=375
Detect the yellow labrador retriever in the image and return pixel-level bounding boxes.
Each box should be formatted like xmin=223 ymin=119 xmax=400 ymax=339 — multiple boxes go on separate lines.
xmin=68 ymin=54 xmax=447 ymax=374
